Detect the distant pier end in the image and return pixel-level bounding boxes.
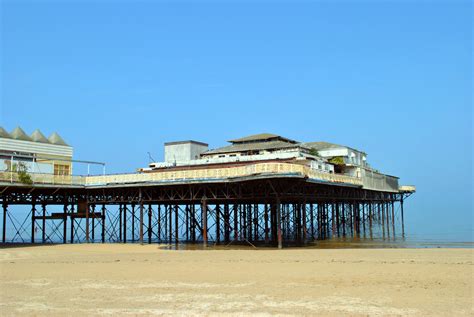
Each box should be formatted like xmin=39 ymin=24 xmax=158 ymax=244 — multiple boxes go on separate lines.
xmin=0 ymin=131 xmax=415 ymax=248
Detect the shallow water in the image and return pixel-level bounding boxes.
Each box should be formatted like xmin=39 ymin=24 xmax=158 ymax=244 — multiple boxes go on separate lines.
xmin=152 ymin=236 xmax=474 ymax=251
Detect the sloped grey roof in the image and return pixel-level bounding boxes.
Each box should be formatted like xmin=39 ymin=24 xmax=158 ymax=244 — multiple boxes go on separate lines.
xmin=228 ymin=133 xmax=296 ymax=144
xmin=0 ymin=126 xmax=70 ymax=146
xmin=303 ymin=141 xmax=345 ymax=150
xmin=0 ymin=127 xmax=11 ymax=138
xmin=303 ymin=141 xmax=366 ymax=154
xmin=48 ymin=132 xmax=68 ymax=146
xmin=10 ymin=126 xmax=32 ymax=141
xmin=203 ymin=140 xmax=307 ymax=155
xmin=30 ymin=129 xmax=50 ymax=143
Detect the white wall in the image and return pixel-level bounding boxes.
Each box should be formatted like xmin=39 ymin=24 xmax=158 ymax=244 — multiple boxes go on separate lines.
xmin=318 ymin=148 xmax=348 ymax=158
xmin=0 ymin=138 xmax=73 ymax=157
xmin=165 ymin=142 xmax=208 ymax=163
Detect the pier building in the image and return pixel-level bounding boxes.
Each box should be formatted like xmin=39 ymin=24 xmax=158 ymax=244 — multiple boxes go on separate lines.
xmin=0 ymin=131 xmax=415 ymax=248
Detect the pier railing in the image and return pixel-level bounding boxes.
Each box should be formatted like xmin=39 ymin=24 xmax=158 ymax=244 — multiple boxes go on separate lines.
xmin=84 ymin=162 xmax=363 ymax=186
xmin=0 ymin=162 xmax=363 ymax=188
xmin=0 ymin=171 xmax=85 ymax=186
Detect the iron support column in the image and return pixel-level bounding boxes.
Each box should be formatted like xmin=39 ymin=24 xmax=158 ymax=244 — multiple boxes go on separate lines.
xmin=2 ymin=201 xmax=7 ymax=243
xmin=139 ymin=190 xmax=144 ymax=244
xmin=276 ymin=198 xmax=282 ymax=249
xmin=202 ymin=199 xmax=208 ymax=247
xmin=101 ymin=204 xmax=106 ymax=243
xmin=42 ymin=203 xmax=46 ymax=243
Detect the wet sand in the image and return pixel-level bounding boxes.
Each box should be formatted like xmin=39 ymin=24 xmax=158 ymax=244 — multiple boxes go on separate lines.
xmin=0 ymin=244 xmax=472 ymax=316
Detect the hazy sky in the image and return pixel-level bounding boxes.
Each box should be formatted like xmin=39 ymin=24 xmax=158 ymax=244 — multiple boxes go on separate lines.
xmin=1 ymin=0 xmax=472 ymax=241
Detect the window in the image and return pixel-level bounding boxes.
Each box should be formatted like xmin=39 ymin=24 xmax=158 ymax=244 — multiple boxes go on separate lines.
xmin=54 ymin=164 xmax=70 ymax=176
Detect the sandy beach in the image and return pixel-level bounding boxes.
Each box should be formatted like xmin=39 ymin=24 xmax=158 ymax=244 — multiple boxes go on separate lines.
xmin=0 ymin=244 xmax=472 ymax=316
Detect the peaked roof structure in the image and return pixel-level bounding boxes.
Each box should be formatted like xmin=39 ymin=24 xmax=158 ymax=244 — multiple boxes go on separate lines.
xmin=228 ymin=133 xmax=297 ymax=144
xmin=48 ymin=132 xmax=68 ymax=146
xmin=303 ymin=141 xmax=345 ymax=150
xmin=0 ymin=127 xmax=11 ymax=139
xmin=30 ymin=129 xmax=50 ymax=143
xmin=303 ymin=141 xmax=366 ymax=155
xmin=0 ymin=126 xmax=70 ymax=147
xmin=203 ymin=133 xmax=307 ymax=156
xmin=10 ymin=126 xmax=32 ymax=141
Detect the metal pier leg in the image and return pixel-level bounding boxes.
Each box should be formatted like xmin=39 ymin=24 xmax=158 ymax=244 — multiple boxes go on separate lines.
xmin=101 ymin=204 xmax=106 ymax=243
xmin=310 ymin=204 xmax=314 ymax=240
xmin=31 ymin=199 xmax=36 ymax=243
xmin=70 ymin=203 xmax=75 ymax=244
xmin=302 ymin=203 xmax=307 ymax=244
xmin=42 ymin=203 xmax=46 ymax=243
xmin=70 ymin=215 xmax=74 ymax=244
xmin=276 ymin=199 xmax=282 ymax=249
xmin=119 ymin=204 xmax=123 ymax=242
xmin=341 ymin=204 xmax=346 ymax=237
xmin=391 ymin=199 xmax=396 ymax=239
xmin=132 ymin=203 xmax=136 ymax=242
xmin=139 ymin=196 xmax=144 ymax=244
xmin=174 ymin=204 xmax=178 ymax=244
xmin=2 ymin=201 xmax=7 ymax=243
xmin=327 ymin=204 xmax=331 ymax=239
xmin=233 ymin=204 xmax=238 ymax=241
xmin=385 ymin=202 xmax=390 ymax=238
xmin=362 ymin=203 xmax=366 ymax=237
xmin=401 ymin=196 xmax=405 ymax=238
xmin=224 ymin=204 xmax=230 ymax=244
xmin=85 ymin=202 xmax=90 ymax=243
xmin=123 ymin=204 xmax=127 ymax=243
xmin=202 ymin=199 xmax=208 ymax=247
xmin=164 ymin=204 xmax=167 ymax=242
xmin=381 ymin=203 xmax=385 ymax=239
xmin=369 ymin=203 xmax=373 ymax=239
xmin=242 ymin=204 xmax=246 ymax=241
xmin=216 ymin=204 xmax=220 ymax=244
xmin=63 ymin=203 xmax=67 ymax=244
xmin=191 ymin=204 xmax=196 ymax=243
xmin=296 ymin=203 xmax=301 ymax=243
xmin=185 ymin=205 xmax=189 ymax=242
xmin=91 ymin=204 xmax=95 ymax=242
xmin=247 ymin=204 xmax=253 ymax=241
xmin=264 ymin=204 xmax=269 ymax=244
xmin=157 ymin=205 xmax=161 ymax=242
xmin=148 ymin=204 xmax=152 ymax=244
xmin=168 ymin=204 xmax=172 ymax=243
xmin=253 ymin=204 xmax=258 ymax=241
xmin=332 ymin=203 xmax=336 ymax=238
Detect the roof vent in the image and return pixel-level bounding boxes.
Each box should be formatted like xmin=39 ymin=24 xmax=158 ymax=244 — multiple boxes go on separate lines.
xmin=30 ymin=129 xmax=50 ymax=143
xmin=0 ymin=127 xmax=11 ymax=139
xmin=48 ymin=132 xmax=68 ymax=146
xmin=10 ymin=126 xmax=32 ymax=141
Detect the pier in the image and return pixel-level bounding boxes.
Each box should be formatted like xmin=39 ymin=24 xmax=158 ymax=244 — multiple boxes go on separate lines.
xmin=0 ymin=130 xmax=415 ymax=247
xmin=0 ymin=162 xmax=414 ymax=248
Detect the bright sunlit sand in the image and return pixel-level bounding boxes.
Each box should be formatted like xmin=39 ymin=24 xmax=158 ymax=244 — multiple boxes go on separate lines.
xmin=0 ymin=244 xmax=472 ymax=316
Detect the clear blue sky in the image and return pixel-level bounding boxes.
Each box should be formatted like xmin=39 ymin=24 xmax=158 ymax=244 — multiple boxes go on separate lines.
xmin=1 ymin=1 xmax=472 ymax=241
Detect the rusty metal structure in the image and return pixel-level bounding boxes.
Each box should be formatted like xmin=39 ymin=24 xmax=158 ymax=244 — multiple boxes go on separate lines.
xmin=0 ymin=131 xmax=415 ymax=248
xmin=0 ymin=172 xmax=414 ymax=248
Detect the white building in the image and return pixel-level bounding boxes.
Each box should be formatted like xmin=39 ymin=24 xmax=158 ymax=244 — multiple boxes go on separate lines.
xmin=145 ymin=133 xmax=335 ymax=174
xmin=0 ymin=126 xmax=73 ymax=175
xmin=164 ymin=140 xmax=209 ymax=164
xmin=303 ymin=141 xmax=367 ymax=177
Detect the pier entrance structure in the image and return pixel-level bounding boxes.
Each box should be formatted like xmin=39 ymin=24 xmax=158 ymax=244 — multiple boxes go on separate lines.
xmin=0 ymin=131 xmax=415 ymax=248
